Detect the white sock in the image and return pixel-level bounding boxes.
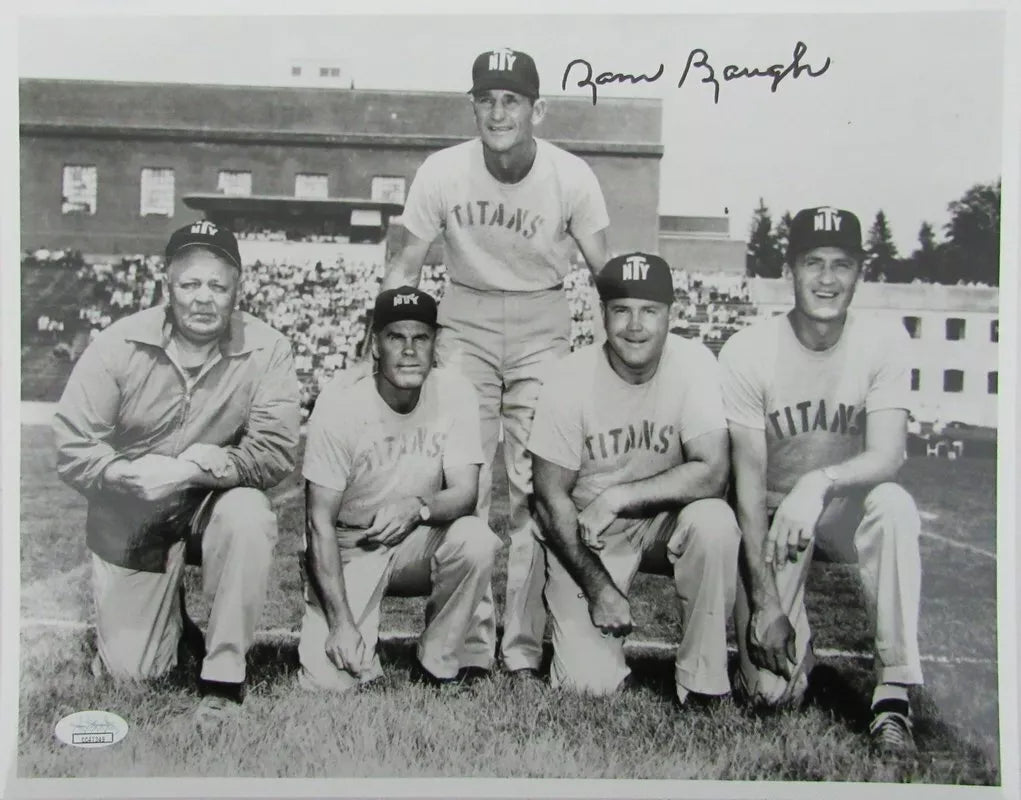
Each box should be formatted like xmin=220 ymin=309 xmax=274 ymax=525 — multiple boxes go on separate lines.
xmin=871 ymin=682 xmax=909 ymax=709
xmin=676 ymin=686 xmax=690 ymax=706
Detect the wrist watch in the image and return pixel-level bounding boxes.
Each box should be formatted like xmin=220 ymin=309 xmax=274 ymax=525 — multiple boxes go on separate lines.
xmin=416 ymin=496 xmax=431 ymax=522
xmin=820 ymin=466 xmax=840 ymax=488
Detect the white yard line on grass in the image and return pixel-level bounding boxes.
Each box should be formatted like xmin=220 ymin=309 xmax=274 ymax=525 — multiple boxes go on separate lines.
xmin=920 ymin=530 xmax=996 ymax=560
xmin=19 ymin=618 xmax=996 ymax=666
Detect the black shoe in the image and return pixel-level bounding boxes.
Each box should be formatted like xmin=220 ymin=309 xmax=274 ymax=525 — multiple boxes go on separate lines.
xmin=457 ymin=666 xmax=493 ymax=685
xmin=198 ymin=678 xmax=246 ymax=705
xmin=674 ymin=690 xmax=731 ymax=712
xmin=508 ymin=667 xmax=543 ymax=683
xmin=408 ymin=660 xmax=462 ymax=689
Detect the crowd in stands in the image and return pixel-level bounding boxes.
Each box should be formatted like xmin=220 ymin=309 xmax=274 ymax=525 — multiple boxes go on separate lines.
xmin=23 ymin=240 xmax=759 ymax=414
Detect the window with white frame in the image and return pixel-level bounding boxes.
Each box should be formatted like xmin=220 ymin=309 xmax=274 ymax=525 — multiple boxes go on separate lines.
xmin=371 ymin=176 xmax=407 ymax=205
xmin=218 ymin=170 xmax=252 ymax=197
xmin=140 ymin=167 xmax=175 ymax=216
xmin=295 ymin=173 xmax=329 ymax=199
xmin=62 ymin=165 xmax=98 ymax=215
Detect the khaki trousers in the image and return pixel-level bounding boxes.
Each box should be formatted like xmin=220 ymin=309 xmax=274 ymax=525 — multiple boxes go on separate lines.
xmin=734 ymin=482 xmax=924 ymax=706
xmin=542 ymin=499 xmax=740 ymax=700
xmin=297 ymin=516 xmax=501 ymax=691
xmin=436 ymin=282 xmax=571 ymax=671
xmin=91 ymin=487 xmax=278 ymax=683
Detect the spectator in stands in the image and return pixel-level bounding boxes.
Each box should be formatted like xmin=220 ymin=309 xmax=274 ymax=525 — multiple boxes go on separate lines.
xmin=52 ymin=221 xmax=300 ymax=729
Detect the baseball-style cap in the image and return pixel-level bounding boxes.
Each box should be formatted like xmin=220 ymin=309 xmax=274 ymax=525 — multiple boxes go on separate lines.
xmin=372 ymin=286 xmax=439 ymax=332
xmin=469 ymin=48 xmax=540 ymax=99
xmin=165 ymin=220 xmax=242 ymax=269
xmin=786 ymin=207 xmax=865 ymax=263
xmin=597 ymin=252 xmax=674 ymax=305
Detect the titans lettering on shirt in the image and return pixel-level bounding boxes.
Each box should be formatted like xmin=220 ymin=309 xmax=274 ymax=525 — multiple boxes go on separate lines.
xmin=353 ymin=427 xmax=446 ymax=473
xmin=450 ymin=201 xmax=546 ymax=240
xmin=767 ymin=399 xmax=866 ymax=440
xmin=584 ymin=420 xmax=676 ymax=461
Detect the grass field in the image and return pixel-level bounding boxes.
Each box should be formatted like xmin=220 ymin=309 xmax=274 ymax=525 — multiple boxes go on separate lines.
xmin=16 ymin=422 xmax=1002 ymax=783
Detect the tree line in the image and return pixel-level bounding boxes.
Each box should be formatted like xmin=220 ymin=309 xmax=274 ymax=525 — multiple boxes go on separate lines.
xmin=745 ymin=179 xmax=1001 ymax=286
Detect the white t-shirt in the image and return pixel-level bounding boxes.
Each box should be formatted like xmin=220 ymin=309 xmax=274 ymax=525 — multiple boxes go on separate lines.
xmin=527 ymin=336 xmax=727 ymax=513
xmin=401 ymin=138 xmax=609 ymax=292
xmin=303 ymin=368 xmax=485 ymax=546
xmin=718 ymin=312 xmax=912 ymax=510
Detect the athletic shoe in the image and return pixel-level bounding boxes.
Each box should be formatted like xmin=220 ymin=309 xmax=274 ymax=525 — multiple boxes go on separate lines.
xmin=869 ymin=699 xmax=916 ymax=756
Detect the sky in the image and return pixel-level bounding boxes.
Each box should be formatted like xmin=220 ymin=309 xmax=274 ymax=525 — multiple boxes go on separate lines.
xmin=14 ymin=8 xmax=1008 ymax=254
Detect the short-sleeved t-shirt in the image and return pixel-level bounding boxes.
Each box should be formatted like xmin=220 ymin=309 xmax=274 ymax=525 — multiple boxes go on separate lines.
xmin=718 ymin=312 xmax=912 ymax=510
xmin=527 ymin=336 xmax=727 ymax=513
xmin=400 ymin=138 xmax=609 ymax=292
xmin=303 ymin=368 xmax=485 ymax=546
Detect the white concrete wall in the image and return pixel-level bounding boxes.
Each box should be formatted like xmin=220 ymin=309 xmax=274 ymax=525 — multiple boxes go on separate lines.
xmin=749 ymin=279 xmax=999 ymax=427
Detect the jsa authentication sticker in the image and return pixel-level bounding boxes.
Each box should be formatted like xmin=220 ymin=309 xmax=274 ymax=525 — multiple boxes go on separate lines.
xmin=54 ymin=711 xmax=128 ymax=748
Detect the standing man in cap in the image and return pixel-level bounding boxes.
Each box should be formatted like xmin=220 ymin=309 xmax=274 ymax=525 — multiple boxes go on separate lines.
xmin=53 ymin=220 xmax=300 ymax=724
xmin=527 ymin=253 xmax=740 ymax=703
xmin=381 ymin=47 xmax=611 ymax=678
xmin=299 ymin=286 xmax=501 ymax=690
xmin=719 ymin=206 xmax=923 ymax=755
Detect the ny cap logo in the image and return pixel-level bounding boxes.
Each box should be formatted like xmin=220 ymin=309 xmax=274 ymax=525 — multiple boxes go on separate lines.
xmin=393 ymin=293 xmax=419 ymax=306
xmin=488 ymin=48 xmax=517 ymax=71
xmin=813 ymin=207 xmax=842 ymax=232
xmin=622 ymin=255 xmax=650 ymax=281
xmin=190 ymin=220 xmax=219 ymax=236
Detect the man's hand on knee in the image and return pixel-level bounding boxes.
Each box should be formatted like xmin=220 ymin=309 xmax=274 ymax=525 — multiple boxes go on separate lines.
xmin=577 ymin=488 xmax=622 ymax=552
xmin=748 ymin=600 xmax=797 ymax=680
xmin=589 ymin=583 xmax=633 ymax=638
xmin=324 ymin=622 xmax=373 ymax=677
xmin=179 ymin=443 xmax=233 ymax=479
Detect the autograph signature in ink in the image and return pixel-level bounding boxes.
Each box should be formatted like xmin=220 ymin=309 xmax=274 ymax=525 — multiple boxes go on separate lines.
xmin=562 ymin=41 xmax=831 ymax=105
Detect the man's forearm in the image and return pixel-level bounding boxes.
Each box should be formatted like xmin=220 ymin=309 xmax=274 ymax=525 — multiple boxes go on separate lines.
xmin=736 ymin=502 xmax=780 ymax=610
xmin=178 ymin=459 xmax=242 ymax=490
xmin=612 ymin=460 xmax=727 ymax=518
xmin=536 ymin=492 xmax=617 ymax=600
xmin=417 ymin=485 xmax=476 ymax=525
xmin=306 ymin=515 xmax=357 ymax=631
xmin=819 ymin=450 xmax=905 ymax=497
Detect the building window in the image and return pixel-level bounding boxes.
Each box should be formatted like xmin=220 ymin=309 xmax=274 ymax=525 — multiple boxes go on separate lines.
xmin=140 ymin=167 xmax=175 ymax=216
xmin=218 ymin=170 xmax=252 ymax=197
xmin=291 ymin=65 xmax=302 ymax=77
xmin=910 ymin=369 xmax=920 ymax=391
xmin=988 ymin=371 xmax=998 ymax=394
xmin=371 ymin=176 xmax=407 ymax=205
xmin=991 ymin=319 xmax=999 ymax=343
xmin=62 ymin=165 xmax=98 ymax=215
xmin=295 ymin=173 xmax=328 ymax=199
xmin=319 ymin=67 xmax=330 ymax=77
xmin=945 ymin=318 xmax=966 ymax=341
xmin=902 ymin=316 xmax=921 ymax=339
xmin=329 ymin=67 xmax=341 ymax=77
xmin=943 ymin=369 xmax=964 ymax=393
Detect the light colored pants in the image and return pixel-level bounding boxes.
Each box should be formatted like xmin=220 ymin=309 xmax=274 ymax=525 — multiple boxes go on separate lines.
xmin=436 ymin=282 xmax=571 ymax=671
xmin=297 ymin=516 xmax=502 ymax=692
xmin=542 ymin=499 xmax=741 ymax=699
xmin=734 ymin=482 xmax=924 ymax=706
xmin=91 ymin=487 xmax=278 ymax=683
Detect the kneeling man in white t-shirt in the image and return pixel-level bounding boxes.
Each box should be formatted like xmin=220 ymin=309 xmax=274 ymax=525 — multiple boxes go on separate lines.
xmin=527 ymin=252 xmax=740 ymax=705
xmin=299 ymin=286 xmax=500 ymax=690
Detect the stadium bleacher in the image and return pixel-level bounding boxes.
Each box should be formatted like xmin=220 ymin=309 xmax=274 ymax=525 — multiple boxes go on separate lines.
xmin=20 ymin=237 xmax=762 ymax=409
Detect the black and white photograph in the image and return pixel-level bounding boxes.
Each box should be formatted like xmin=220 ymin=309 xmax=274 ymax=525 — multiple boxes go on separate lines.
xmin=2 ymin=3 xmax=1018 ymax=797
